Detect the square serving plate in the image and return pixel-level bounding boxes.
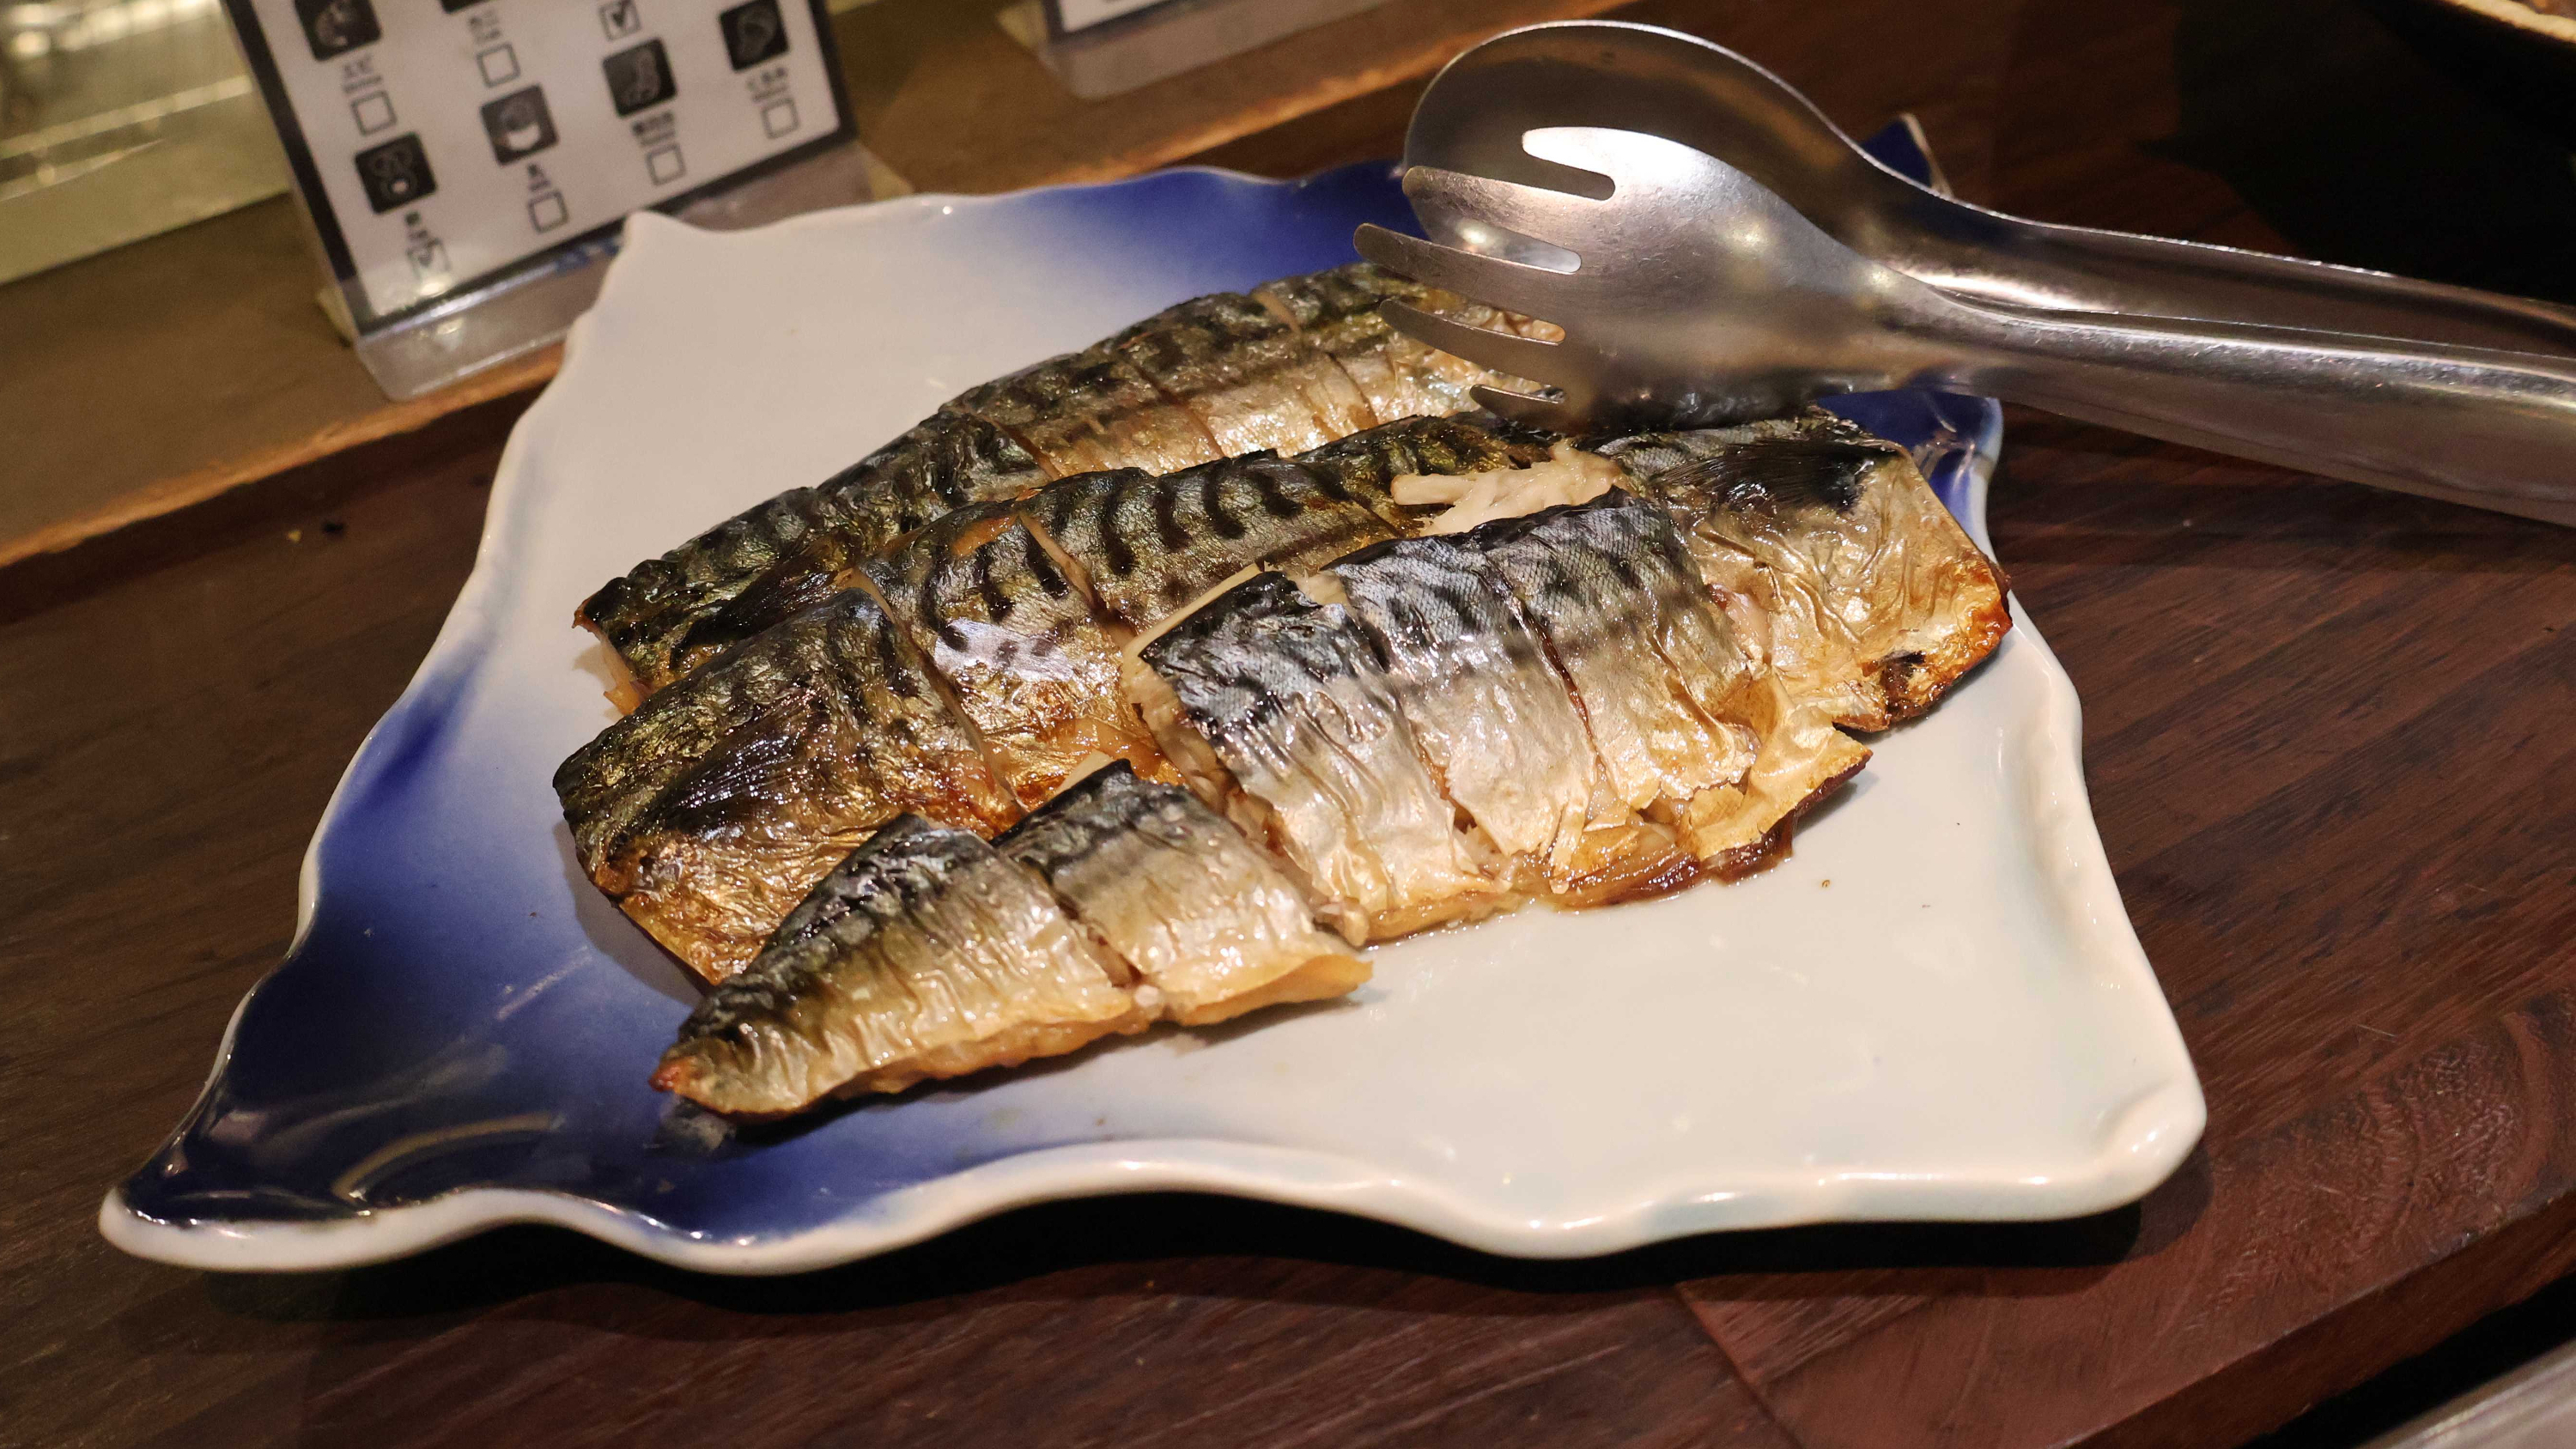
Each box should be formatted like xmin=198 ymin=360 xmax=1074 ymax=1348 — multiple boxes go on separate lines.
xmin=103 ymin=136 xmax=2203 ymax=1275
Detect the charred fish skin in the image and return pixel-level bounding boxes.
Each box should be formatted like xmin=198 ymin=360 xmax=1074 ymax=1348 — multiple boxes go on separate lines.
xmin=953 ymin=342 xmax=1219 ymax=481
xmin=651 ymin=815 xmax=1146 ymax=1118
xmin=1015 ymin=415 xmax=1565 ymax=637
xmin=1112 ymin=292 xmax=1378 ymax=459
xmin=584 ymin=264 xmax=1528 ymax=699
xmin=998 ymin=762 xmax=1367 ymax=1026
xmin=553 ymin=588 xmax=1019 ymax=985
xmin=1023 ymin=453 xmax=1400 ymax=634
xmin=863 ymin=501 xmax=1170 ymax=808
xmin=1324 ymin=535 xmax=1599 ymax=887
xmin=1593 ymin=410 xmax=2011 ymax=731
xmin=1133 ymin=571 xmax=1509 ymax=942
xmin=577 ymin=409 xmax=1048 ymax=696
xmin=1470 ymin=491 xmax=1761 ymax=841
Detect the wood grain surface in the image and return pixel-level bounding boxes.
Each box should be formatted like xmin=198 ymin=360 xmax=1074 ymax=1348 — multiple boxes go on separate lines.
xmin=9 ymin=1 xmax=2576 ymax=1446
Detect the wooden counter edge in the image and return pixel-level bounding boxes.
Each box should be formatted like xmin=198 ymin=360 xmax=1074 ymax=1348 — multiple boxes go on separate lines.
xmin=0 ymin=348 xmax=560 ymax=573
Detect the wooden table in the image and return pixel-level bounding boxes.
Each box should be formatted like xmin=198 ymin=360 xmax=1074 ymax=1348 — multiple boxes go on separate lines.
xmin=8 ymin=1 xmax=2576 ymax=1445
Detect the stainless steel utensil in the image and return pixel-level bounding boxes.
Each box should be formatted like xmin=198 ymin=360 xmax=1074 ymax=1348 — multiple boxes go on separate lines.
xmin=1355 ymin=126 xmax=2576 ymax=527
xmin=1402 ymin=20 xmax=2576 ymax=359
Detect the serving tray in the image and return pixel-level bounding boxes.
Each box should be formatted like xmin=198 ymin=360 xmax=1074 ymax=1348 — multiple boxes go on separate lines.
xmin=104 ymin=136 xmax=2202 ymax=1274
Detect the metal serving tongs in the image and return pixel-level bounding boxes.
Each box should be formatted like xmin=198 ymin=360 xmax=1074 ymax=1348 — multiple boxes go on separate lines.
xmin=1354 ymin=23 xmax=2576 ymax=527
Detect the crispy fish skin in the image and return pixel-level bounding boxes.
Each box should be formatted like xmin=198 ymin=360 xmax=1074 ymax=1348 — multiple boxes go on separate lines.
xmin=1323 ymin=535 xmax=1600 ymax=889
xmin=579 ymin=409 xmax=1047 ymax=697
xmin=953 ymin=343 xmax=1219 ymax=480
xmin=651 ymin=815 xmax=1148 ymax=1116
xmin=586 ymin=265 xmax=1544 ymax=699
xmin=1595 ymin=411 xmax=2011 ymax=731
xmin=863 ymin=501 xmax=1170 ymax=808
xmin=998 ymin=762 xmax=1367 ymax=1025
xmin=1112 ymin=293 xmax=1378 ymax=458
xmin=553 ymin=588 xmax=1018 ymax=984
xmin=1016 ymin=414 xmax=1562 ymax=639
xmin=1470 ymin=491 xmax=1767 ymax=863
xmin=1023 ymin=453 xmax=1401 ymax=634
xmin=1297 ymin=412 xmax=1560 ymax=531
xmin=1253 ymin=264 xmax=1550 ymax=423
xmin=1133 ymin=571 xmax=1510 ymax=942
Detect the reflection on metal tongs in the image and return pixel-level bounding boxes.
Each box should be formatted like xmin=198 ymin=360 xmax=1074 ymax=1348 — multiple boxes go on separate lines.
xmin=1358 ymin=21 xmax=2576 ymax=527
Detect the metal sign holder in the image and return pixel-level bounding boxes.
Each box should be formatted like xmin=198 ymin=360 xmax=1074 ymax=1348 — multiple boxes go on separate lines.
xmin=223 ymin=0 xmax=867 ymax=399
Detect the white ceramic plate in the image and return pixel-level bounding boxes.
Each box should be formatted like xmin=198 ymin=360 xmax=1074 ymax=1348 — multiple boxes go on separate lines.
xmin=103 ymin=161 xmax=2202 ymax=1275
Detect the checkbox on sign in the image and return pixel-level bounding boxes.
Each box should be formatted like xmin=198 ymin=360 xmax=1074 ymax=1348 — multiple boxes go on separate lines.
xmin=760 ymin=99 xmax=798 ymax=139
xmin=528 ymin=193 xmax=568 ymax=232
xmin=477 ymin=44 xmax=519 ymax=87
xmin=646 ymin=144 xmax=685 ymax=184
xmin=350 ymin=92 xmax=394 ymax=135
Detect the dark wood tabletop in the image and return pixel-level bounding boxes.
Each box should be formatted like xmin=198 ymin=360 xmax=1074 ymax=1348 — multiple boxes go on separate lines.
xmin=9 ymin=1 xmax=2576 ymax=1445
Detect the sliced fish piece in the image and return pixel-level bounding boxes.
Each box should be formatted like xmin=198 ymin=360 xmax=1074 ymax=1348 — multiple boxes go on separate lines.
xmin=584 ymin=264 xmax=1546 ymax=699
xmin=554 ymin=588 xmax=1019 ymax=984
xmin=863 ymin=501 xmax=1169 ymax=808
xmin=1111 ymin=292 xmax=1378 ymax=458
xmin=651 ymin=815 xmax=1148 ymax=1116
xmin=1469 ymin=490 xmax=1765 ymax=862
xmin=1295 ymin=412 xmax=1558 ymax=531
xmin=953 ymin=341 xmax=1218 ymax=479
xmin=1700 ymin=670 xmax=1873 ymax=872
xmin=1323 ymin=535 xmax=1599 ymax=888
xmin=1595 ymin=410 xmax=2011 ymax=731
xmin=1024 ymin=454 xmax=1400 ymax=634
xmin=1253 ymin=264 xmax=1552 ymax=423
xmin=578 ymin=409 xmax=1046 ymax=697
xmin=1133 ymin=571 xmax=1510 ymax=941
xmin=999 ymin=762 xmax=1368 ymax=1025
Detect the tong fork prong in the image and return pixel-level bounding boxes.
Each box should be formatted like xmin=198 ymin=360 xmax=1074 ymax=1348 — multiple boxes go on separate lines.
xmin=1377 ymin=299 xmax=1583 ymax=394
xmin=1468 ymin=385 xmax=1589 ymax=433
xmin=1354 ymin=224 xmax=1580 ymax=336
xmin=1399 ymin=164 xmax=1612 ymax=261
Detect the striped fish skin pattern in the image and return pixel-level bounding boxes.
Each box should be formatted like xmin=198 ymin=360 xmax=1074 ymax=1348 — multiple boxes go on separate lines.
xmin=553 ymin=415 xmax=1601 ymax=983
xmin=949 ymin=343 xmax=1218 ymax=482
xmin=553 ymin=587 xmax=1018 ymax=985
xmin=1593 ymin=409 xmax=2012 ymax=732
xmin=653 ymin=768 xmax=1370 ymax=1116
xmin=1111 ymin=291 xmax=1377 ymax=459
xmin=862 ymin=500 xmax=1169 ymax=809
xmin=1137 ymin=571 xmax=1511 ymax=943
xmin=1472 ymin=490 xmax=1763 ymax=838
xmin=558 ymin=409 xmax=2002 ymax=986
xmin=564 ymin=383 xmax=2014 ymax=1115
xmin=996 ymin=762 xmax=1366 ymax=1027
xmin=1252 ymin=264 xmax=1553 ymax=425
xmin=650 ymin=815 xmax=1148 ymax=1117
xmin=1016 ymin=412 xmax=1558 ymax=639
xmin=1024 ymin=452 xmax=1401 ymax=636
xmin=1324 ymin=534 xmax=1605 ymax=889
xmin=578 ymin=264 xmax=1546 ymax=699
xmin=582 ymin=410 xmax=1048 ymax=698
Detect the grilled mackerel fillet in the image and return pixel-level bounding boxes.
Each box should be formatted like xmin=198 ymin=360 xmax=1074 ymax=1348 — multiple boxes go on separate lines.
xmin=560 ymin=410 xmax=2002 ymax=984
xmin=553 ymin=588 xmax=1018 ymax=984
xmin=653 ymin=774 xmax=1365 ymax=1114
xmin=1597 ymin=410 xmax=2011 ymax=731
xmin=580 ymin=264 xmax=1550 ymax=699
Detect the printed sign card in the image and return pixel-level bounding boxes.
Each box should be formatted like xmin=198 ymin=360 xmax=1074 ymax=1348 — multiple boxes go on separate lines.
xmin=226 ymin=0 xmax=854 ymax=391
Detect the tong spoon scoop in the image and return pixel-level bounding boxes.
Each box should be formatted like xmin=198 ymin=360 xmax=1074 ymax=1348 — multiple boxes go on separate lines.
xmin=1405 ymin=21 xmax=2576 ymax=359
xmin=1355 ymin=127 xmax=2576 ymax=528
